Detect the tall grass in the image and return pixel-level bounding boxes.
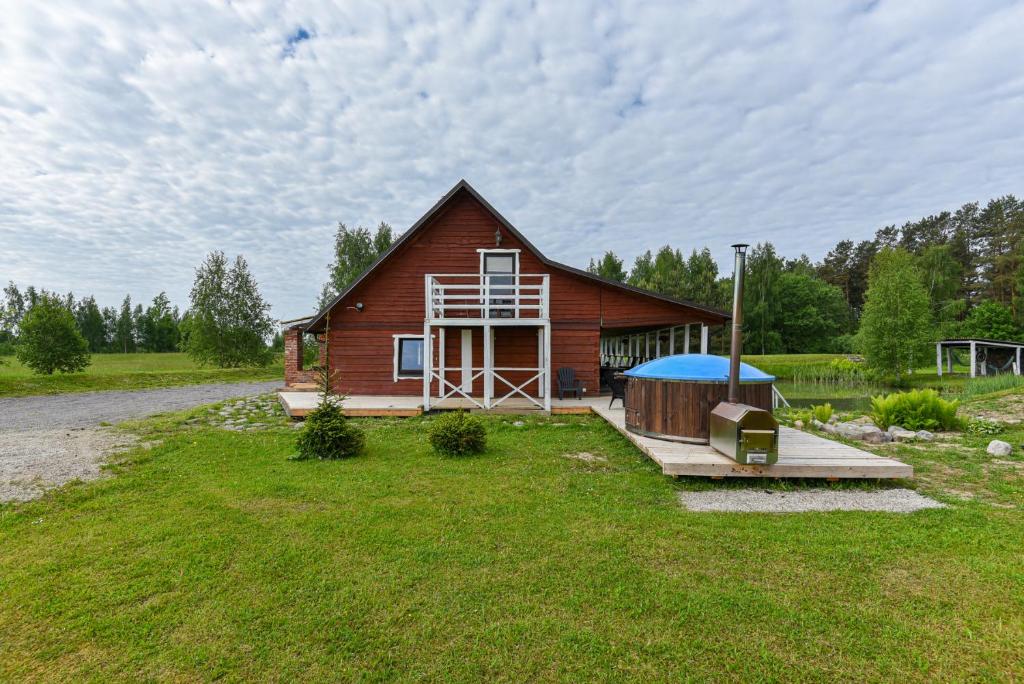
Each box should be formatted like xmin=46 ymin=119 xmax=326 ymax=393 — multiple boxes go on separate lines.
xmin=959 ymin=374 xmax=1024 ymax=399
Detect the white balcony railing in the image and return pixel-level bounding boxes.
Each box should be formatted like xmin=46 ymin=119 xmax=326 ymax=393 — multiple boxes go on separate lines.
xmin=426 ymin=273 xmax=549 ymax=321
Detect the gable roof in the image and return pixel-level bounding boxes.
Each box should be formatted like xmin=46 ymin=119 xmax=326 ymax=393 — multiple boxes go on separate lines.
xmin=306 ymin=179 xmax=730 ymax=332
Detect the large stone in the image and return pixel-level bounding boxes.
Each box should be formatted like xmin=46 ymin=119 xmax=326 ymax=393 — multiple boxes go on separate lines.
xmin=834 ymin=422 xmax=874 ymax=440
xmin=915 ymin=430 xmax=935 ymax=442
xmin=861 ymin=430 xmax=893 ymax=444
xmin=890 ymin=428 xmax=918 ymax=442
xmin=794 ymin=419 xmax=805 ymax=430
xmin=987 ymin=440 xmax=1013 ymax=456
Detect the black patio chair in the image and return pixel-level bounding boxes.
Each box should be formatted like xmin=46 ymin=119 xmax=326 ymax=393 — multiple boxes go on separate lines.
xmin=557 ymin=367 xmax=584 ymax=400
xmin=608 ymin=373 xmax=626 ymax=408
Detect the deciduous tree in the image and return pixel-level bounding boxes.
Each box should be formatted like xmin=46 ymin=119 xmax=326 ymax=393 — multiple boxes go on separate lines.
xmin=318 ymin=222 xmax=394 ymax=310
xmin=183 ymin=252 xmax=274 ymax=367
xmin=857 ymin=248 xmax=934 ymax=380
xmin=16 ymin=294 xmax=90 ymax=374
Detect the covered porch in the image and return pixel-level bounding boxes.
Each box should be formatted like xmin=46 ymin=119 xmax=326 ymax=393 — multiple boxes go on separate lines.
xmin=422 ymin=321 xmax=552 ymax=412
xmin=599 ymin=323 xmax=712 ymax=390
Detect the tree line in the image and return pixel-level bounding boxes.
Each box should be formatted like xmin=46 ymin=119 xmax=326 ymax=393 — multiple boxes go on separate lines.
xmin=1 ymin=252 xmax=274 ymax=374
xmin=588 ymin=194 xmax=1024 ymax=364
xmin=1 ymin=284 xmax=183 ymax=355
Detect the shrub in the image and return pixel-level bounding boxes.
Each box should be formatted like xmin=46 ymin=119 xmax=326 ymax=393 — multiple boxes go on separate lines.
xmin=16 ymin=296 xmax=91 ymax=374
xmin=811 ymin=403 xmax=834 ymax=423
xmin=428 ymin=412 xmax=487 ymax=456
xmin=965 ymin=417 xmax=1003 ymax=436
xmin=869 ymin=389 xmax=962 ymax=431
xmin=295 ymin=398 xmax=365 ymax=460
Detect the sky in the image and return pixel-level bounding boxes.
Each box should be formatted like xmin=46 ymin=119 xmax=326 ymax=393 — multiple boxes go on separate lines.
xmin=2 ymin=1 xmax=1023 ymax=321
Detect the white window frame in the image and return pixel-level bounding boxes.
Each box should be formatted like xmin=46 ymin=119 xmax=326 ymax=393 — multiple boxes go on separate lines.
xmin=393 ymin=334 xmax=428 ymax=381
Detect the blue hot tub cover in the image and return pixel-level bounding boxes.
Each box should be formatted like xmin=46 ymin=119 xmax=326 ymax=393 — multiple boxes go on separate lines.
xmin=623 ymin=354 xmax=775 ymax=383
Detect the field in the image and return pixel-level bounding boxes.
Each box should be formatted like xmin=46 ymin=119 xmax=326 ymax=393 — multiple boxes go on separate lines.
xmin=1 ymin=398 xmax=1022 ymax=681
xmin=0 ymin=353 xmax=282 ymax=397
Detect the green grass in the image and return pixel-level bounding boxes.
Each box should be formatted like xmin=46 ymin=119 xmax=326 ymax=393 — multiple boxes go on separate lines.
xmin=0 ymin=353 xmax=282 ymax=397
xmin=1 ymin=407 xmax=1022 ymax=681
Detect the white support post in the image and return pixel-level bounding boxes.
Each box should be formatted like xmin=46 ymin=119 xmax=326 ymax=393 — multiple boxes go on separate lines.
xmin=936 ymin=342 xmax=942 ymax=377
xmin=655 ymin=331 xmax=661 ymax=358
xmin=543 ymin=322 xmax=552 ymax=412
xmin=537 ymin=328 xmax=545 ymax=399
xmin=700 ymin=325 xmax=709 ymax=354
xmin=970 ymin=340 xmax=977 ymax=378
xmin=422 ymin=321 xmax=432 ymax=411
xmin=483 ymin=323 xmax=492 ymax=408
xmin=669 ymin=327 xmax=675 ymax=355
xmin=438 ymin=328 xmax=446 ymax=398
xmin=1017 ymin=346 xmax=1022 ymax=376
xmin=684 ymin=324 xmax=691 ymax=354
xmin=645 ymin=333 xmax=650 ymax=359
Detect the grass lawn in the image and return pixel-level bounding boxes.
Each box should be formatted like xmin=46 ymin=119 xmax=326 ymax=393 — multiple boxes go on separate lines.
xmin=1 ymin=400 xmax=1022 ymax=681
xmin=0 ymin=353 xmax=282 ymax=397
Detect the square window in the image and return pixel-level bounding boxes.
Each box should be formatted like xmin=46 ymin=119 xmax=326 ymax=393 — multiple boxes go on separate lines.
xmin=397 ymin=337 xmax=424 ymax=377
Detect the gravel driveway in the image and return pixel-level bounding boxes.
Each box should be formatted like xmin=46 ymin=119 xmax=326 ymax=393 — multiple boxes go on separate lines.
xmin=1 ymin=381 xmax=280 ymax=502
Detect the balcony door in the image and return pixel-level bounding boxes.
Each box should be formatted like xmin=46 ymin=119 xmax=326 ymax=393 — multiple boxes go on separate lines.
xmin=482 ymin=250 xmax=518 ymax=318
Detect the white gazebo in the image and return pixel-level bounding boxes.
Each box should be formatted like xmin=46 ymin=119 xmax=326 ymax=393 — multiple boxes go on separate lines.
xmin=936 ymin=338 xmax=1024 ymax=378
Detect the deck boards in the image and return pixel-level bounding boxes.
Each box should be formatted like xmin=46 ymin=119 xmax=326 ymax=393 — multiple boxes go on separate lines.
xmin=277 ymin=392 xmax=912 ymax=480
xmin=590 ymin=401 xmax=912 ymax=480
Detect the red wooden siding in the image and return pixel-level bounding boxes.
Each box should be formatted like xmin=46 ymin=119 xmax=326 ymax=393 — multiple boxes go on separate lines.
xmin=315 ymin=188 xmax=722 ymax=397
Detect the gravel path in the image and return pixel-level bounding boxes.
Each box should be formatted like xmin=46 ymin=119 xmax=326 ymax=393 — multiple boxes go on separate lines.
xmin=0 ymin=381 xmax=281 ymax=431
xmin=1 ymin=380 xmax=281 ymax=503
xmin=678 ymin=488 xmax=946 ymax=513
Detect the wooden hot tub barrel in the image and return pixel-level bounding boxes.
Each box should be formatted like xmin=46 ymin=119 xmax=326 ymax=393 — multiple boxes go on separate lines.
xmin=621 ymin=355 xmax=775 ymax=444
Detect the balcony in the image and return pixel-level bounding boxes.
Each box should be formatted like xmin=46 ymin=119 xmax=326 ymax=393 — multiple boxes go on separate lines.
xmin=425 ymin=273 xmax=549 ymax=323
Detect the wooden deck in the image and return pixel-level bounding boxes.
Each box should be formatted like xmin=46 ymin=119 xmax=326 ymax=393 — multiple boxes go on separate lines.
xmin=277 ymin=392 xmax=911 ymax=480
xmin=277 ymin=392 xmax=594 ymax=418
xmin=589 ymin=401 xmax=912 ymax=480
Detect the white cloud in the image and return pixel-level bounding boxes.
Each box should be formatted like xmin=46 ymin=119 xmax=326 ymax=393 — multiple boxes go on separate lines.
xmin=1 ymin=0 xmax=1023 ymax=319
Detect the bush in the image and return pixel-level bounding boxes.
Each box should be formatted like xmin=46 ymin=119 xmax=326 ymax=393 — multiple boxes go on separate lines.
xmin=428 ymin=412 xmax=487 ymax=456
xmin=965 ymin=417 xmax=1003 ymax=436
xmin=295 ymin=399 xmax=365 ymax=460
xmin=16 ymin=297 xmax=91 ymax=374
xmin=869 ymin=389 xmax=962 ymax=431
xmin=811 ymin=403 xmax=834 ymax=423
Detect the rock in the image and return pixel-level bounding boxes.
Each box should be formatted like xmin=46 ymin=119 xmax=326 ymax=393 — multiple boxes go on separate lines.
xmin=512 ymin=421 xmax=525 ymax=427
xmin=987 ymin=440 xmax=1013 ymax=456
xmin=915 ymin=430 xmax=935 ymax=442
xmin=291 ymin=421 xmax=304 ymax=429
xmin=794 ymin=419 xmax=805 ymax=429
xmin=811 ymin=418 xmax=825 ymax=429
xmin=850 ymin=416 xmax=874 ymax=425
xmin=820 ymin=422 xmax=838 ymax=434
xmin=828 ymin=414 xmax=839 ymax=424
xmin=890 ymin=427 xmax=918 ymax=442
xmin=887 ymin=425 xmax=905 ymax=434
xmin=834 ymin=422 xmax=872 ymax=440
xmin=862 ymin=430 xmax=892 ymax=444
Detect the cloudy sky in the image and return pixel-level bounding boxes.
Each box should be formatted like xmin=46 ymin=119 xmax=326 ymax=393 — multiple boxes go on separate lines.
xmin=2 ymin=1 xmax=1023 ymax=320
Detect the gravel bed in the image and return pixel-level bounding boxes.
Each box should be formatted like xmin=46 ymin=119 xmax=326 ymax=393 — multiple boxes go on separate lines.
xmin=0 ymin=381 xmax=281 ymax=503
xmin=0 ymin=381 xmax=281 ymax=431
xmin=678 ymin=488 xmax=947 ymax=513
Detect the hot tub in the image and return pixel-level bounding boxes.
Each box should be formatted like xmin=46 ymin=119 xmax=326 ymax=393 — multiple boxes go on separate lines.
xmin=622 ymin=354 xmax=775 ymax=443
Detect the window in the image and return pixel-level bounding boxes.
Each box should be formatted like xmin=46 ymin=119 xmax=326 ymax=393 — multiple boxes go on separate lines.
xmin=481 ymin=251 xmax=518 ymax=317
xmin=394 ymin=335 xmax=424 ymax=379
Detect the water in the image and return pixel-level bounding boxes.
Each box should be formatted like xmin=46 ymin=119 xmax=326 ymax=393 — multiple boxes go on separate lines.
xmin=774 ymin=381 xmax=891 ymax=412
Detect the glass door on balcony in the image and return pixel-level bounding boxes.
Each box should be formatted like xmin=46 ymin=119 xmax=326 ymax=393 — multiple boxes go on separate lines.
xmin=483 ymin=252 xmax=516 ymax=318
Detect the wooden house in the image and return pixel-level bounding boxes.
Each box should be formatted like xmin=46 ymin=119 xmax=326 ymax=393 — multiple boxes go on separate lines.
xmin=285 ymin=180 xmax=729 ymax=411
